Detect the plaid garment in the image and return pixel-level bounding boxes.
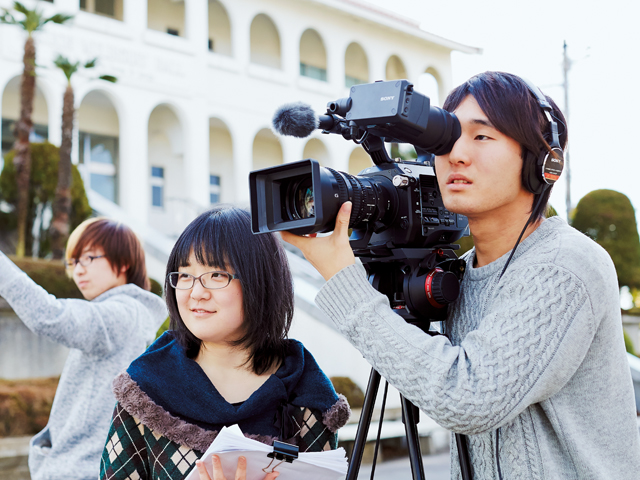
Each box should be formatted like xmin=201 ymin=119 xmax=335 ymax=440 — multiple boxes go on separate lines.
xmin=100 ymin=402 xmax=338 ymax=480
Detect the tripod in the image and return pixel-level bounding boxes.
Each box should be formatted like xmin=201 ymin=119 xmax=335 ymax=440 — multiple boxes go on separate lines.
xmin=345 ymin=248 xmax=473 ymax=480
xmin=346 ymin=367 xmax=473 ymax=480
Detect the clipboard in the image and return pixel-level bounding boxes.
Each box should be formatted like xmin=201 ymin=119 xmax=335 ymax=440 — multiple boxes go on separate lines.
xmin=184 ymin=426 xmax=347 ymax=480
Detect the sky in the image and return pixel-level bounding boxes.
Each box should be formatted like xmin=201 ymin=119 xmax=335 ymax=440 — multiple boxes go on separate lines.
xmin=361 ymin=0 xmax=640 ymax=225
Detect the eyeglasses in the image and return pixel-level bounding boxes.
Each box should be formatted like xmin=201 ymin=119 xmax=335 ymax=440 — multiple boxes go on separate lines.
xmin=167 ymin=271 xmax=239 ymax=290
xmin=64 ymin=254 xmax=106 ymax=269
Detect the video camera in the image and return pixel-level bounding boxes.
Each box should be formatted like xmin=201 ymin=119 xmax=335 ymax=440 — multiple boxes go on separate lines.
xmin=249 ymin=79 xmax=468 ymax=322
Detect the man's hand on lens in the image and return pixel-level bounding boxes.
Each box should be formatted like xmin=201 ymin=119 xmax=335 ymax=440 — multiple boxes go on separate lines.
xmin=281 ymin=201 xmax=356 ymax=281
xmin=195 ymin=455 xmax=280 ymax=480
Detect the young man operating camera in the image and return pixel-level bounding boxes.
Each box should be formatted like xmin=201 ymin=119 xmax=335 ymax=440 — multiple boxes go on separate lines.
xmin=281 ymin=71 xmax=640 ymax=479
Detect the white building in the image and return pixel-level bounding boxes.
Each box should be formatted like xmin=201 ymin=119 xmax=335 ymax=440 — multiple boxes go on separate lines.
xmin=0 ymin=0 xmax=478 ymax=404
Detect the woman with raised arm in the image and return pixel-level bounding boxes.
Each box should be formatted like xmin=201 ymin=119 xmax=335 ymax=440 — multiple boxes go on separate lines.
xmin=99 ymin=206 xmax=350 ymax=480
xmin=0 ymin=217 xmax=167 ymax=480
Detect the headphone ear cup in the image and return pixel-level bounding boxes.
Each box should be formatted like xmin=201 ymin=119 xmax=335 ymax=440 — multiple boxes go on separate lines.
xmin=522 ymin=149 xmax=544 ymax=194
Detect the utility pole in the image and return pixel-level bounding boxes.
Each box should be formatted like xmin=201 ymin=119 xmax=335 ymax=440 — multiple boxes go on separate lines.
xmin=563 ymin=41 xmax=572 ymax=222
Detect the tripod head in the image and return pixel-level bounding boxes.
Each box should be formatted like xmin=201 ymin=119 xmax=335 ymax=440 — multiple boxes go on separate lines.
xmin=360 ymin=245 xmax=466 ymax=328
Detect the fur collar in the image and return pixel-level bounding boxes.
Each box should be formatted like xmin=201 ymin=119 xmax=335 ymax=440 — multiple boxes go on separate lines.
xmin=113 ymin=333 xmax=350 ymax=451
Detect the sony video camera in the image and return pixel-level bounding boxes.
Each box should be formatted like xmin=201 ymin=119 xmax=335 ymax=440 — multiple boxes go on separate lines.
xmin=250 ymin=79 xmax=469 ymax=322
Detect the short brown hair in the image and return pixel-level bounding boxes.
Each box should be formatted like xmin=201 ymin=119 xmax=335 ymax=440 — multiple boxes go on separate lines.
xmin=443 ymin=71 xmax=568 ymax=219
xmin=66 ymin=217 xmax=150 ymax=291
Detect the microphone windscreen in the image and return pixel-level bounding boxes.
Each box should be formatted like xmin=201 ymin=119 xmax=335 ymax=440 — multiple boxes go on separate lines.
xmin=272 ymin=102 xmax=318 ymax=138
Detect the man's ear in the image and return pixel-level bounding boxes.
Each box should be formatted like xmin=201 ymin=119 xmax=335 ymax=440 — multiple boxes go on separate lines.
xmin=119 ymin=265 xmax=129 ymax=276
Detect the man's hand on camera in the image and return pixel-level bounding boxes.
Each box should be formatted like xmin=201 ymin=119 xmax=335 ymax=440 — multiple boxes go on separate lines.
xmin=280 ymin=201 xmax=356 ymax=281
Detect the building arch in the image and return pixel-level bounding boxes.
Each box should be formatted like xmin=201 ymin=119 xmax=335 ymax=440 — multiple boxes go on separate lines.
xmin=208 ymin=0 xmax=232 ymax=55
xmin=209 ymin=117 xmax=233 ymax=205
xmin=299 ymin=28 xmax=327 ymax=82
xmin=252 ymin=127 xmax=283 ymax=170
xmin=148 ymin=103 xmax=189 ymax=237
xmin=348 ymin=147 xmax=371 ymax=175
xmin=77 ymin=90 xmax=121 ymax=204
xmin=344 ymin=42 xmax=369 ymax=87
xmin=385 ymin=54 xmax=407 ymax=81
xmin=250 ymin=13 xmax=281 ymax=69
xmin=147 ymin=0 xmax=186 ymax=38
xmin=302 ymin=138 xmax=329 ymax=165
xmin=1 ymin=75 xmax=50 ymax=158
xmin=418 ymin=67 xmax=443 ymax=106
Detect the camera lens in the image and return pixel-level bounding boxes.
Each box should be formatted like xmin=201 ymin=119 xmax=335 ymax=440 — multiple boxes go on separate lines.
xmin=293 ymin=177 xmax=315 ymax=218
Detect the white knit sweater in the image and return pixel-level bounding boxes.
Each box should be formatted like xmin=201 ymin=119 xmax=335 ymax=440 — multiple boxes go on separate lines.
xmin=0 ymin=252 xmax=167 ymax=480
xmin=316 ymin=216 xmax=640 ymax=479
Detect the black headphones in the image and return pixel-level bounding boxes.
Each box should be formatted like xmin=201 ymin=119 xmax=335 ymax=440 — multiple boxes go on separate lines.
xmin=520 ymin=78 xmax=565 ymax=195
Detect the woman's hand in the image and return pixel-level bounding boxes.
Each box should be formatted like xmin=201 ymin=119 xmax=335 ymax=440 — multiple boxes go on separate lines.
xmin=280 ymin=201 xmax=355 ymax=281
xmin=195 ymin=455 xmax=280 ymax=480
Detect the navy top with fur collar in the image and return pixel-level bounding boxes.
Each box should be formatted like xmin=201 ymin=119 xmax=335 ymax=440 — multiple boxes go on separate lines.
xmin=121 ymin=331 xmax=349 ymax=442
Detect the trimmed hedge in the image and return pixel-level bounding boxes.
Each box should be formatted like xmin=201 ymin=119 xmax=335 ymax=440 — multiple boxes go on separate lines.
xmin=330 ymin=376 xmax=365 ymax=409
xmin=0 ymin=377 xmax=59 ymax=437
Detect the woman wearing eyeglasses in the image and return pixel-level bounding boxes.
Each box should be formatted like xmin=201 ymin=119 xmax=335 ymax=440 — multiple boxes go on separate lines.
xmin=99 ymin=206 xmax=350 ymax=480
xmin=0 ymin=217 xmax=167 ymax=480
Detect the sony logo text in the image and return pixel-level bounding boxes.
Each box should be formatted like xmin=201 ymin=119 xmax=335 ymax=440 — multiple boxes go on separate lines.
xmin=380 ymin=96 xmax=395 ymax=101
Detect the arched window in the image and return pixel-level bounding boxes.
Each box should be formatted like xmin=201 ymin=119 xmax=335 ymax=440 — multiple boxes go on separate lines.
xmin=252 ymin=128 xmax=283 ymax=170
xmin=208 ymin=0 xmax=232 ymax=55
xmin=250 ymin=14 xmax=281 ymax=69
xmin=147 ymin=0 xmax=185 ymax=37
xmin=348 ymin=147 xmax=371 ymax=175
xmin=148 ymin=104 xmax=189 ymax=236
xmin=418 ymin=69 xmax=442 ymax=107
xmin=79 ymin=0 xmax=123 ymax=21
xmin=385 ymin=55 xmax=407 ymax=81
xmin=302 ymin=138 xmax=329 ymax=165
xmin=209 ymin=118 xmax=233 ymax=204
xmin=78 ymin=91 xmax=120 ymax=204
xmin=1 ymin=76 xmax=49 ymax=163
xmin=344 ymin=42 xmax=368 ymax=87
xmin=299 ymin=29 xmax=327 ymax=82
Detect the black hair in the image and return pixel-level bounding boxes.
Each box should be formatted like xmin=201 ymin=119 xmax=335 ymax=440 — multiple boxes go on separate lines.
xmin=443 ymin=71 xmax=569 ymax=219
xmin=165 ymin=205 xmax=294 ymax=374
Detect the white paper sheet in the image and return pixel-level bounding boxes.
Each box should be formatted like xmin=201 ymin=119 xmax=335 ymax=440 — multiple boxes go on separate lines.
xmin=184 ymin=425 xmax=348 ymax=480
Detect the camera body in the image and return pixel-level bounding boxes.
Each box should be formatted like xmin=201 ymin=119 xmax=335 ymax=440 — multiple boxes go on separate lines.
xmin=250 ymin=79 xmax=469 ymax=321
xmin=250 ymin=158 xmax=468 ymax=257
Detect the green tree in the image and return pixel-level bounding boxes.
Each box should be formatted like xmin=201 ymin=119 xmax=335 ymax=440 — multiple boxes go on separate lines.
xmin=572 ymin=189 xmax=640 ymax=289
xmin=0 ymin=2 xmax=72 ymax=258
xmin=0 ymin=142 xmax=91 ymax=258
xmin=49 ymin=55 xmax=116 ymax=259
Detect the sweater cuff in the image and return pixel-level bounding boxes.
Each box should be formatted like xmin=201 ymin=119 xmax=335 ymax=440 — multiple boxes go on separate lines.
xmin=316 ymin=263 xmax=384 ymax=328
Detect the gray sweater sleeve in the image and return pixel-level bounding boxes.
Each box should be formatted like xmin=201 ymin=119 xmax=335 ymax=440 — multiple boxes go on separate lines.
xmin=0 ymin=251 xmax=143 ymax=356
xmin=316 ymin=262 xmax=595 ymax=435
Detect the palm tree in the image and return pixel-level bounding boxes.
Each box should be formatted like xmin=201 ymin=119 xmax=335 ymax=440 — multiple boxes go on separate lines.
xmin=0 ymin=2 xmax=72 ymax=257
xmin=49 ymin=55 xmax=116 ymax=259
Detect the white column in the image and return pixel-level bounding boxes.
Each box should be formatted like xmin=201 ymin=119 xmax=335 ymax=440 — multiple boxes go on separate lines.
xmin=184 ymin=0 xmax=208 ymax=54
xmin=233 ymin=126 xmax=253 ymax=206
xmin=47 ymin=81 xmax=65 ymax=148
xmin=124 ymin=0 xmax=147 ymax=41
xmin=118 ymin=95 xmax=150 ymax=225
xmin=183 ymin=106 xmax=210 ymax=211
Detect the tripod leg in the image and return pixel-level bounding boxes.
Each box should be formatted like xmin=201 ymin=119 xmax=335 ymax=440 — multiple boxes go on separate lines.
xmin=346 ymin=368 xmax=381 ymax=480
xmin=401 ymin=396 xmax=426 ymax=480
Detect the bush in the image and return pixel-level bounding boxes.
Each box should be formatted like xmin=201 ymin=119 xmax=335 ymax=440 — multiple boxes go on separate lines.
xmin=330 ymin=376 xmax=365 ymax=409
xmin=572 ymin=190 xmax=640 ymax=289
xmin=8 ymin=256 xmax=82 ymax=299
xmin=0 ymin=377 xmax=59 ymax=437
xmin=0 ymin=142 xmax=92 ymax=258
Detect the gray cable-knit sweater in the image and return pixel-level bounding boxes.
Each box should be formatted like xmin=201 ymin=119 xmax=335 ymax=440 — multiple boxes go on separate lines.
xmin=316 ymin=216 xmax=640 ymax=479
xmin=0 ymin=252 xmax=167 ymax=480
